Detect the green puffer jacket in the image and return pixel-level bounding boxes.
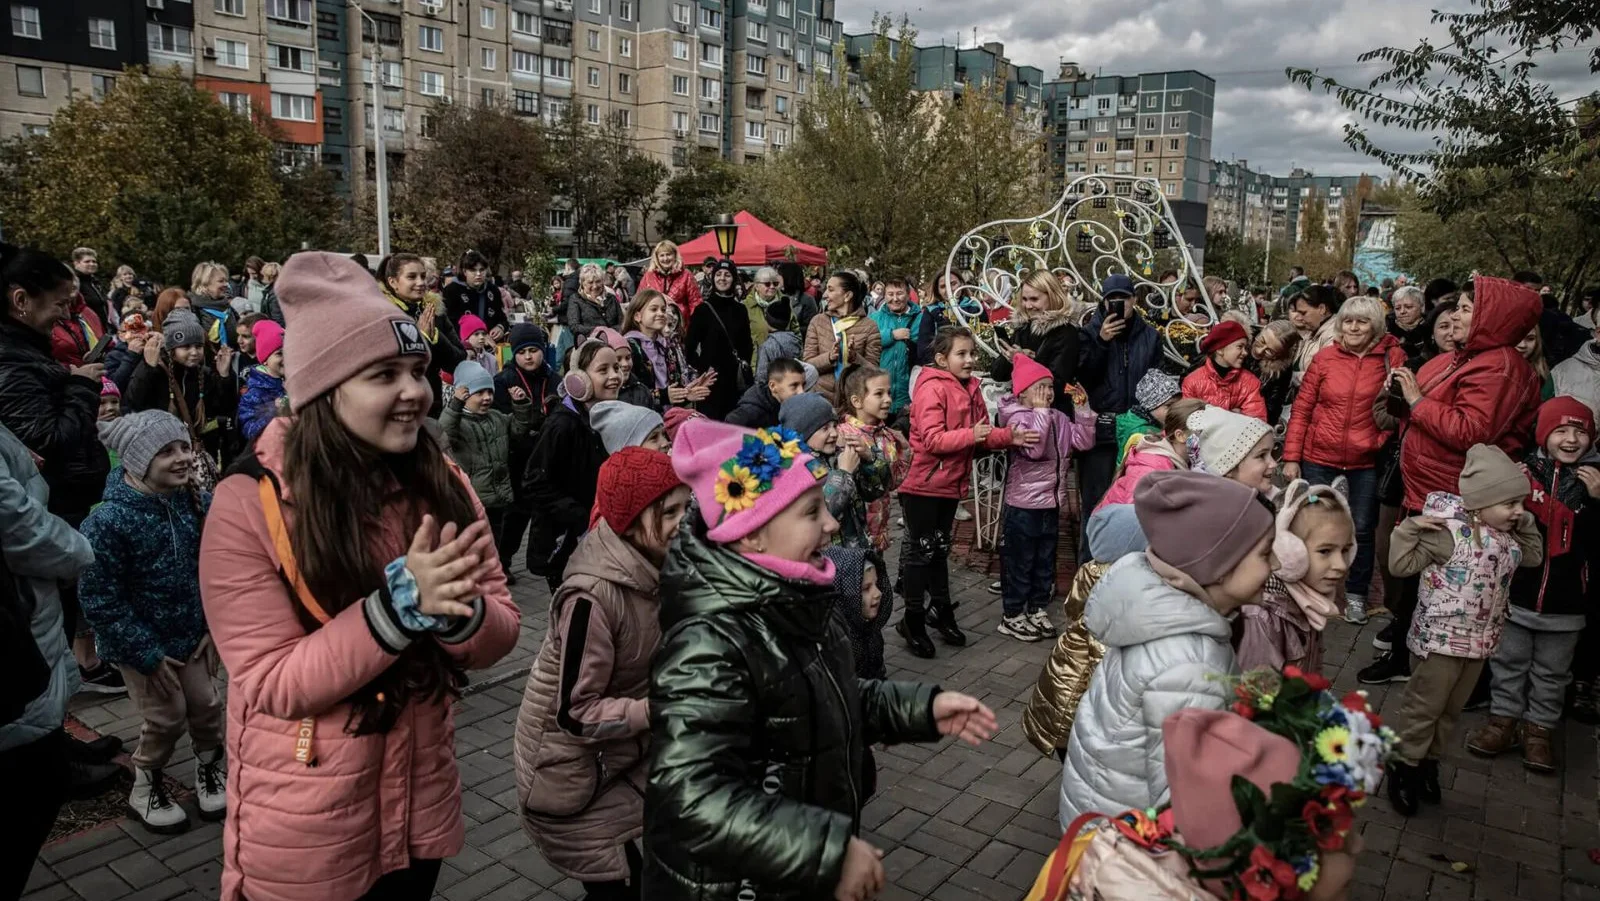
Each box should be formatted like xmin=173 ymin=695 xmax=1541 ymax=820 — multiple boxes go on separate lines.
xmin=440 ymin=395 xmax=533 ymax=508
xmin=644 ymin=512 xmax=940 ymax=900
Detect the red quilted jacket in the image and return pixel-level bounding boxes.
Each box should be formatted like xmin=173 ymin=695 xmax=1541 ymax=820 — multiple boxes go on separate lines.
xmin=1181 ymin=360 xmax=1267 ymax=421
xmin=1283 ymin=333 xmax=1406 ymax=469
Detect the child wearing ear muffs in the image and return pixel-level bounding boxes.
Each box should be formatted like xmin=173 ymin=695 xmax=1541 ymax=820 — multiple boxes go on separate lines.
xmin=1238 ymin=479 xmax=1356 ymax=676
xmin=520 ymin=338 xmax=622 ymax=591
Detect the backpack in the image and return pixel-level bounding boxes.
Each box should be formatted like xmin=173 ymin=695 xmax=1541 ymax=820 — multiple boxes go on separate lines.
xmin=1026 ymin=810 xmax=1221 ymax=901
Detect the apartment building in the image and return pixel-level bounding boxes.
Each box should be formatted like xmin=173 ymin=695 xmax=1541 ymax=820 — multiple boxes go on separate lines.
xmin=839 ymin=35 xmax=1044 ymax=132
xmin=1207 ymin=160 xmax=1373 ymax=250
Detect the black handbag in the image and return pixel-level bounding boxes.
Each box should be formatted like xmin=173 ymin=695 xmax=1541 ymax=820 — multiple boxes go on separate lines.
xmin=700 ymin=301 xmax=753 ymax=393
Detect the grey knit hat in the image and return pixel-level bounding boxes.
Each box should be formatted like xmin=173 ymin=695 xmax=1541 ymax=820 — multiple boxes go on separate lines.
xmin=163 ymin=310 xmax=205 ymax=350
xmin=1134 ymin=370 xmax=1181 ymax=412
xmin=98 ymin=410 xmax=191 ymax=478
xmin=1135 ymin=469 xmax=1274 ymax=586
xmin=779 ymin=392 xmax=836 ymax=443
xmin=589 ymin=400 xmax=663 ymax=455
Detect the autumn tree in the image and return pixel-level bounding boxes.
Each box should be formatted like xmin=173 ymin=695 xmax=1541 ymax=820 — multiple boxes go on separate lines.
xmin=540 ymin=106 xmax=666 ymax=258
xmin=659 ymin=148 xmax=746 ymax=242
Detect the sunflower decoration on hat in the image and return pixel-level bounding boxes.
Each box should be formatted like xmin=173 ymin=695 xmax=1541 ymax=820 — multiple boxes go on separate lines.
xmin=712 ymin=425 xmax=826 ymax=518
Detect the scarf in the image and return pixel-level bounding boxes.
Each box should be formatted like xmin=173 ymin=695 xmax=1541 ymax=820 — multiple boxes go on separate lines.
xmin=831 ymin=314 xmax=862 ymax=382
xmin=1280 ymin=578 xmax=1341 ymax=632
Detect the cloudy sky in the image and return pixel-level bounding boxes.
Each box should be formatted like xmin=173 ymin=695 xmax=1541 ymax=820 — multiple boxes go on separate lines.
xmin=840 ymin=0 xmax=1595 ymax=178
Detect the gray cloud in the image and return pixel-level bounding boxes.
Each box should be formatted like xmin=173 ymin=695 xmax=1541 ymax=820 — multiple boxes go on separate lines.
xmin=841 ymin=0 xmax=1595 ymax=177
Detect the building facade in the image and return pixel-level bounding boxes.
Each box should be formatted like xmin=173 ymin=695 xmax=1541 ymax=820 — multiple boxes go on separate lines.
xmin=839 ymin=34 xmax=1044 ymax=131
xmin=1206 ymin=160 xmax=1373 ymax=251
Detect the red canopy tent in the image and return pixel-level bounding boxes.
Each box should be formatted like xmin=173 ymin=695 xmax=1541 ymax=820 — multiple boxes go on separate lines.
xmin=676 ymin=211 xmax=828 ymax=267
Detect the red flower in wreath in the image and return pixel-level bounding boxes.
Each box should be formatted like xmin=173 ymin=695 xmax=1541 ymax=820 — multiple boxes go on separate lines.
xmin=1303 ymin=796 xmax=1355 ymax=851
xmin=1283 ymin=665 xmax=1305 ymax=680
xmin=1233 ymin=700 xmax=1257 ymax=720
xmin=1340 ymin=690 xmax=1370 ymax=714
xmin=1240 ymin=846 xmax=1299 ymax=900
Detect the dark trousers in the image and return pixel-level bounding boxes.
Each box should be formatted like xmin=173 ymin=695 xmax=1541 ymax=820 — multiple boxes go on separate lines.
xmin=500 ymin=504 xmax=532 ymax=572
xmin=1390 ymin=572 xmax=1422 ymax=666
xmin=1300 ymin=464 xmax=1378 ymax=598
xmin=1001 ymin=505 xmax=1058 ymax=617
xmin=1076 ymin=444 xmax=1117 ymax=558
xmin=0 ymin=729 xmax=68 ymax=900
xmin=358 ymin=859 xmax=443 ymax=901
xmin=582 ymin=842 xmax=642 ymax=901
xmin=899 ymin=493 xmax=959 ymax=618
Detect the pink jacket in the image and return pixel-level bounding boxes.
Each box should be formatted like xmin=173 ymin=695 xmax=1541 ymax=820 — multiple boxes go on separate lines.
xmin=899 ymin=366 xmax=1012 ymax=499
xmin=1094 ymin=435 xmax=1185 ymax=512
xmin=998 ymin=396 xmax=1094 ymax=509
xmin=199 ymin=417 xmax=520 ymax=901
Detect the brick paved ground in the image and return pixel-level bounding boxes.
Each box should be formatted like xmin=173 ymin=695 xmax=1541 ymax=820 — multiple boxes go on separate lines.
xmin=22 ymin=549 xmax=1600 ymax=901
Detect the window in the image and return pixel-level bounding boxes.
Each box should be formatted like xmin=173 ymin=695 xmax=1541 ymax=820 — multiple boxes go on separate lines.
xmin=673 ymin=110 xmax=688 ymax=131
xmin=544 ymin=57 xmax=571 ymax=79
xmin=586 ymin=29 xmax=597 ymax=50
xmin=1142 ymin=139 xmax=1154 ymax=153
xmin=586 ymin=103 xmax=598 ymax=124
xmin=672 ymin=2 xmax=690 ymax=24
xmin=513 ymin=11 xmax=538 ymax=35
xmin=614 ymin=108 xmax=630 ymax=127
xmin=1145 ymin=94 xmax=1157 ymax=108
xmin=1167 ymin=138 xmax=1180 ymax=151
xmin=1113 ymin=161 xmax=1132 ymax=174
xmin=1165 ymin=182 xmax=1177 ymax=195
xmin=216 ymin=0 xmax=245 ymax=14
xmin=1067 ymin=161 xmax=1086 ymax=174
xmin=1116 ymin=116 xmax=1134 ymax=129
xmin=418 ymin=25 xmax=442 ymax=51
xmin=544 ymin=98 xmax=569 ymax=121
xmin=88 ymin=18 xmax=115 ymax=49
xmin=747 ymin=21 xmax=766 ymax=42
xmin=92 ymin=74 xmax=115 ymax=100
xmin=776 ymin=62 xmax=789 ymax=82
xmin=586 ymin=66 xmax=599 ymax=87
xmin=700 ymin=43 xmax=722 ymax=66
xmin=747 ymin=54 xmax=765 ymax=75
xmin=1143 ymin=116 xmax=1156 ymax=129
xmin=699 ymin=112 xmax=719 ymax=132
xmin=1170 ymin=92 xmax=1184 ymax=107
xmin=266 ymin=0 xmax=311 ymax=23
xmin=672 ymin=39 xmax=688 ymax=60
xmin=1096 ymin=97 xmax=1110 ymax=111
xmin=749 ymin=0 xmax=765 ymax=12
xmin=1068 ymin=140 xmax=1084 ymax=153
xmin=619 ymin=37 xmax=631 ymax=57
xmin=795 ymin=46 xmax=808 ymax=66
xmin=699 ymin=77 xmax=720 ymax=99
xmin=796 ymin=75 xmax=805 ymax=94
xmin=1093 ymin=119 xmax=1108 ymax=133
xmin=619 ymin=0 xmax=633 ymax=20
xmin=481 ymin=5 xmax=495 ymax=28
xmin=618 ymin=72 xmax=631 ymax=93
xmin=270 ymin=44 xmax=312 ymax=72
xmin=219 ymin=91 xmax=252 ymax=117
xmin=481 ymin=87 xmax=495 ymax=106
xmin=1167 ymin=115 xmax=1182 ymax=129
xmin=546 ymin=208 xmax=573 ymax=229
xmin=362 ymin=14 xmax=401 ymax=43
xmin=1141 ymin=160 xmax=1154 ymax=174
xmin=777 ymin=31 xmax=790 ymax=51
xmin=10 ymin=4 xmax=38 ymax=38
xmin=587 ymin=0 xmax=599 ymax=11
xmin=384 ymin=107 xmax=404 ymax=132
xmin=1093 ymin=162 xmax=1107 ymax=174
xmin=1113 ymin=181 xmax=1131 ymax=195
xmin=148 ymin=23 xmax=192 ymax=54
xmin=514 ymin=89 xmax=539 ymax=115
xmin=217 ymin=39 xmax=249 ymax=67
xmin=420 ymin=70 xmax=444 ymax=96
xmin=481 ymin=47 xmax=496 ymax=70
xmin=1092 ymin=140 xmax=1107 ymax=153
xmin=773 ymin=125 xmax=788 ymax=145
xmin=699 ymin=7 xmax=720 ymax=29
xmin=382 ymin=60 xmax=401 ymax=86
xmin=1069 ymin=97 xmax=1083 ymax=110
xmin=777 ymin=0 xmax=791 ymax=15
xmin=672 ymin=74 xmax=689 ymax=95
xmin=272 ymin=92 xmax=316 ymax=121
xmin=15 ymin=64 xmax=42 ymax=95
xmin=513 ymin=50 xmax=538 ymax=73
xmin=775 ymin=94 xmax=786 ymax=114
xmin=1115 ymin=137 xmax=1133 ymax=151
xmin=817 ymin=20 xmax=831 ymax=39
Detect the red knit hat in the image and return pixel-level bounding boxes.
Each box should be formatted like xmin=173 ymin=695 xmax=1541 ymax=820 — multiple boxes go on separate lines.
xmin=1200 ymin=319 xmax=1249 ymax=356
xmin=1536 ymin=395 xmax=1595 ymax=448
xmin=1010 ymin=353 xmax=1053 ymax=394
xmin=663 ymin=406 xmax=701 ymax=442
xmin=589 ymin=446 xmax=683 ymax=533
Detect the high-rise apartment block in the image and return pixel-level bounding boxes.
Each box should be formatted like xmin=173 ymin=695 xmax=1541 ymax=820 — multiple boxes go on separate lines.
xmin=840 ymin=34 xmax=1045 ymax=129
xmin=1207 ymin=160 xmax=1373 ymax=250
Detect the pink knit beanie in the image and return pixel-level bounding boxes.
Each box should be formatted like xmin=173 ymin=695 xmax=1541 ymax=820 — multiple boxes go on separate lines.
xmin=457 ymin=313 xmax=488 ymax=345
xmin=276 ymin=251 xmax=430 ymax=412
xmin=671 ymin=417 xmax=830 ymax=543
xmin=1163 ymin=708 xmax=1302 ymax=851
xmin=1010 ymin=354 xmax=1053 ymax=394
xmin=252 ymin=320 xmax=284 ymax=362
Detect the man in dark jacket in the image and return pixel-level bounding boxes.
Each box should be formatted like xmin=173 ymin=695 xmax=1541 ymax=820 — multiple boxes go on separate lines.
xmin=70 ymin=248 xmax=109 ymax=328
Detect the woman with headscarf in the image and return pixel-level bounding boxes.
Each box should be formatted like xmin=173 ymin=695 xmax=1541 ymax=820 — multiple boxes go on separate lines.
xmin=684 ymin=259 xmax=752 ymax=421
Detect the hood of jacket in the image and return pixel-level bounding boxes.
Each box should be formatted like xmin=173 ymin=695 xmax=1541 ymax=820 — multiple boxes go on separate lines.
xmin=564 ymin=518 xmax=660 ymax=599
xmin=1465 ymin=283 xmax=1542 ymax=356
xmin=1421 ymin=490 xmax=1467 ymax=522
xmin=1018 ymin=304 xmax=1076 ymax=335
xmin=916 ymin=362 xmax=980 ymax=399
xmin=660 ymin=508 xmax=834 ymax=641
xmin=1084 ymin=552 xmax=1232 ymax=650
xmin=825 ymin=546 xmax=889 ymax=635
xmin=244 ymin=365 xmax=283 ymax=393
xmin=1567 ymin=341 xmax=1600 ymax=371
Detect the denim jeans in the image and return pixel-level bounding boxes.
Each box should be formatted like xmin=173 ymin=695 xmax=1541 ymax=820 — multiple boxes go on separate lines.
xmin=1299 ymin=463 xmax=1377 ymax=598
xmin=1001 ymin=505 xmax=1059 ymax=617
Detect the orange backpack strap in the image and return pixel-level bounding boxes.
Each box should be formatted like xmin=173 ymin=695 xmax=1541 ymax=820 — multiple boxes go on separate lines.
xmin=1025 ymin=811 xmax=1103 ymax=901
xmin=257 ymin=476 xmax=333 ymax=625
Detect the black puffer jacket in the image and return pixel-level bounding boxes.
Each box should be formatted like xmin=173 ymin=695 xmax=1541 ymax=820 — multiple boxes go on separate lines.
xmin=990 ymin=307 xmax=1082 ymax=415
xmin=643 ymin=512 xmax=938 ymax=901
xmin=0 ymin=316 xmax=107 ymax=520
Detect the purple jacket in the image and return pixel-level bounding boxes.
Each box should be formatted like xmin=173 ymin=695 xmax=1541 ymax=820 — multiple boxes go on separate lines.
xmin=999 ymin=396 xmax=1095 ymax=510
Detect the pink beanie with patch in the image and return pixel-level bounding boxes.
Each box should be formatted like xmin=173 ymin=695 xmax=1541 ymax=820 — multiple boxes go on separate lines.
xmin=671 ymin=417 xmax=830 ymax=543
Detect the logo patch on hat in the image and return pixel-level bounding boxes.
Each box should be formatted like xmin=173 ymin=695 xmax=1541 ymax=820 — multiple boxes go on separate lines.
xmin=391 ymin=320 xmax=428 ymax=356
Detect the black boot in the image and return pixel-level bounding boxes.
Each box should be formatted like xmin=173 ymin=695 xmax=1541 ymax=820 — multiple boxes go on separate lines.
xmin=927 ymin=604 xmax=967 ymax=647
xmin=66 ymin=759 xmax=124 ymax=801
xmin=65 ymin=733 xmax=123 ymax=764
xmin=1386 ymin=761 xmax=1420 ymax=816
xmin=1418 ymin=759 xmax=1442 ymax=803
xmin=896 ymin=611 xmax=936 ymax=658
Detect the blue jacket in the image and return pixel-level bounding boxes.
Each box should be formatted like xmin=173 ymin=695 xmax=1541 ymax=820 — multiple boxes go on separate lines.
xmin=870 ymin=304 xmax=922 ymax=414
xmin=238 ymin=365 xmax=286 ymax=441
xmin=1077 ymin=309 xmax=1164 ymax=415
xmin=78 ymin=471 xmax=211 ymax=673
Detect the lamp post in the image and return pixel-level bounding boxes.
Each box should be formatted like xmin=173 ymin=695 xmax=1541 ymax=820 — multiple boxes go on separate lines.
xmin=709 ymin=214 xmax=742 ymax=259
xmin=954 ymin=245 xmax=974 ymax=274
xmin=351 ymin=1 xmax=390 ymax=258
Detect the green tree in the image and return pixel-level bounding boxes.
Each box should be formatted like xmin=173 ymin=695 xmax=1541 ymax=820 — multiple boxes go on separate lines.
xmin=1204 ymin=230 xmax=1289 ymax=288
xmin=390 ymin=101 xmax=551 ymax=272
xmin=931 ymin=81 xmax=1050 ymax=255
xmin=659 ymin=148 xmax=746 ymax=242
xmin=599 ymin=126 xmax=668 ymax=255
xmin=0 ymin=68 xmax=342 ymax=283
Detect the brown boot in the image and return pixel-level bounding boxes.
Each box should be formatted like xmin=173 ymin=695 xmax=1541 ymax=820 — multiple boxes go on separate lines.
xmin=1521 ymin=723 xmax=1556 ymax=772
xmin=1465 ymin=715 xmax=1521 ymax=757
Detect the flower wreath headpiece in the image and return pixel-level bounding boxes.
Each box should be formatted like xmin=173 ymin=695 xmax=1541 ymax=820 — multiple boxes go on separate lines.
xmin=711 ymin=425 xmax=827 ymax=520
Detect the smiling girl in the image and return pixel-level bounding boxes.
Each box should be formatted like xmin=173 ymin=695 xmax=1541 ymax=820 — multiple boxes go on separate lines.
xmin=1238 ymin=480 xmax=1356 ymax=675
xmin=199 ymin=252 xmax=520 ymax=901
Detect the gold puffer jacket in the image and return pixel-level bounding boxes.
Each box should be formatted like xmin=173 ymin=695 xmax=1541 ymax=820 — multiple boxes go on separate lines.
xmin=1022 ymin=561 xmax=1110 ymax=756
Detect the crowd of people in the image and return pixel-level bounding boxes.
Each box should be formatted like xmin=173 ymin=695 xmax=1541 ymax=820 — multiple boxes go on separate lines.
xmin=3 ymin=234 xmax=1600 ymax=901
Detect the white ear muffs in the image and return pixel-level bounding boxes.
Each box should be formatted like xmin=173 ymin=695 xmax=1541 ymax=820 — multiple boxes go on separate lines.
xmin=564 ymin=370 xmax=594 ymax=403
xmin=1273 ymin=479 xmax=1313 ymax=581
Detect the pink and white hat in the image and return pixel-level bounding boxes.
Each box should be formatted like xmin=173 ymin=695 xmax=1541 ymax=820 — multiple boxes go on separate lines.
xmin=671 ymin=417 xmax=830 ymax=543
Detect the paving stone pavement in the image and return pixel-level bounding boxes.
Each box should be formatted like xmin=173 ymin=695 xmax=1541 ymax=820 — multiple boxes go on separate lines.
xmin=23 ymin=555 xmax=1600 ymax=901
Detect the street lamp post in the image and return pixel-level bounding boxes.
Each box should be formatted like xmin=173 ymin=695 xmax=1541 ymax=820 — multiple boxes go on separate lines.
xmin=709 ymin=214 xmax=742 ymax=259
xmin=351 ymin=1 xmax=390 ymax=258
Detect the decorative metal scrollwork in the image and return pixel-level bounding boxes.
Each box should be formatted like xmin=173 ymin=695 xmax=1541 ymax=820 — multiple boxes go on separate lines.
xmin=943 ymin=175 xmax=1216 ymax=365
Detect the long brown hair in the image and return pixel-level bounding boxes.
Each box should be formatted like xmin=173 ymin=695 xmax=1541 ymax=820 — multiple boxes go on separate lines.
xmin=152 ymin=287 xmax=187 ymax=330
xmin=283 ymin=397 xmax=478 ymax=734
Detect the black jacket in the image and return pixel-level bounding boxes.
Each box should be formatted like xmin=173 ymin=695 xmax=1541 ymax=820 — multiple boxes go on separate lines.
xmin=521 ymin=401 xmax=608 ymax=536
xmin=1510 ymin=452 xmax=1600 ymax=618
xmin=105 ymin=345 xmax=142 ymax=394
xmin=990 ymin=309 xmax=1081 ymax=415
xmin=725 ymin=382 xmax=779 ymax=429
xmin=126 ymin=358 xmax=237 ymax=460
xmin=686 ymin=291 xmax=753 ymax=421
xmin=443 ymin=278 xmax=508 ymax=335
xmin=1386 ymin=315 xmax=1430 ymax=366
xmin=189 ymin=293 xmax=239 ymax=352
xmin=76 ymin=275 xmax=109 ymax=327
xmin=0 ymin=317 xmax=107 ymax=520
xmin=493 ymin=363 xmax=558 ymax=501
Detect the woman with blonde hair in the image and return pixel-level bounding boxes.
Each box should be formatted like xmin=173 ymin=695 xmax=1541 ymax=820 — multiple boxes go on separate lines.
xmin=1516 ymin=325 xmax=1555 ymax=400
xmin=568 ymin=263 xmax=623 ymax=343
xmin=990 ymin=268 xmax=1081 ymax=415
xmin=637 ymin=241 xmax=702 ymax=327
xmin=188 ymin=261 xmax=238 ymax=352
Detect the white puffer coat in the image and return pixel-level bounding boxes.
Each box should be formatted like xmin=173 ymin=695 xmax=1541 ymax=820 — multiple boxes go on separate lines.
xmin=1058 ymin=552 xmax=1237 ymax=830
xmin=1552 ymin=342 xmax=1600 ymax=419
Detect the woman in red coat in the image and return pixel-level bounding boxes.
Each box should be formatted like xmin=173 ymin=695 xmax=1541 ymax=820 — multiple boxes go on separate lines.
xmin=1280 ymin=296 xmax=1406 ymax=625
xmin=637 ymin=241 xmax=702 ymax=329
xmin=1356 ymin=275 xmax=1543 ymax=685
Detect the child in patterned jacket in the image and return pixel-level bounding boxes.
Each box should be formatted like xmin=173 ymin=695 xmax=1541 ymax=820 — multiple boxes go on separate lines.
xmin=835 ymin=364 xmax=911 ymax=556
xmin=1385 ymin=443 xmax=1543 ymax=818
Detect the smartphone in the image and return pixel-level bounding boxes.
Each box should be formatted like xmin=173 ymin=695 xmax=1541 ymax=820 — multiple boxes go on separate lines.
xmin=1102 ymin=298 xmax=1126 ymax=321
xmin=83 ymin=333 xmax=114 ymax=365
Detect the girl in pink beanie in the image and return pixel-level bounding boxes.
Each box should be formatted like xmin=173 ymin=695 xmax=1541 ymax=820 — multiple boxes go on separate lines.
xmin=237 ymin=319 xmax=287 ymax=441
xmin=457 ymin=312 xmax=499 ymax=376
xmin=646 ymin=415 xmax=999 ymax=901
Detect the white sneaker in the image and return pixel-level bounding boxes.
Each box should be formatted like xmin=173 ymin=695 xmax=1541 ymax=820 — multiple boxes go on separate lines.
xmin=1344 ymin=595 xmax=1369 ymax=625
xmin=1028 ymin=609 xmax=1058 ymax=638
xmin=129 ymin=767 xmax=189 ymax=834
xmin=998 ymin=614 xmax=1042 ymax=642
xmin=954 ymin=506 xmax=973 ymax=522
xmin=194 ymin=748 xmax=227 ymax=821
xmin=987 ymin=580 xmax=1002 ymax=594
